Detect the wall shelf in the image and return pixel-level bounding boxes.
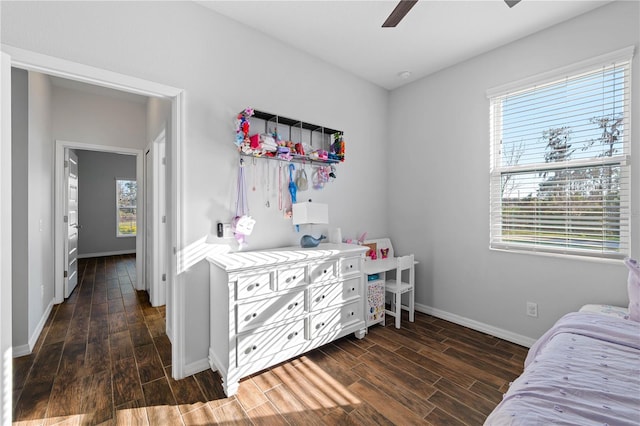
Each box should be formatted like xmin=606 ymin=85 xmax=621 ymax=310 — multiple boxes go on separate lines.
xmin=236 ymin=109 xmax=345 ymax=165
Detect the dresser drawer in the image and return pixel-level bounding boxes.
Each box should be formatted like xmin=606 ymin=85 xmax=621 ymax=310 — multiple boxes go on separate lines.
xmin=237 ymin=320 xmax=307 ymax=366
xmin=339 ymin=256 xmax=361 ymax=276
xmin=308 ymin=260 xmax=337 ymax=283
xmin=234 ymin=271 xmax=274 ymax=300
xmin=236 ymin=291 xmax=305 ymax=333
xmin=308 ymin=300 xmax=362 ymax=340
xmin=309 ymin=277 xmax=361 ymax=312
xmin=276 ymin=265 xmax=306 ymax=290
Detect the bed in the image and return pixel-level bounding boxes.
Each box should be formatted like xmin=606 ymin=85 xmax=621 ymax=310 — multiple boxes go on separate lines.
xmin=484 ymin=307 xmax=640 ymax=425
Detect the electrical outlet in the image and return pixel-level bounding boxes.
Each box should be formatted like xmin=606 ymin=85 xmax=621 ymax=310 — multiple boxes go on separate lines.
xmin=222 ymin=223 xmax=232 ymax=238
xmin=526 ymin=301 xmax=538 ymax=318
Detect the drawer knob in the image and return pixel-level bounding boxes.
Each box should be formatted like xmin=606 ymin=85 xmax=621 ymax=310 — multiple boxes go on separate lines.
xmin=288 ymin=302 xmax=298 ymax=310
xmin=351 ymin=287 xmax=355 ymax=292
xmin=252 ymin=345 xmax=257 ymax=350
xmin=323 ymin=269 xmax=327 ymax=274
xmin=321 ymin=295 xmax=325 ymax=299
xmin=350 ymin=312 xmax=355 ymax=316
xmin=287 ymin=332 xmax=298 ymax=339
xmin=252 ymin=313 xmax=257 ymax=318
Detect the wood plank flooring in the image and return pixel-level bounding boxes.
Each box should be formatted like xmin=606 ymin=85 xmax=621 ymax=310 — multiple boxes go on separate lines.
xmin=13 ymin=254 xmax=528 ymax=425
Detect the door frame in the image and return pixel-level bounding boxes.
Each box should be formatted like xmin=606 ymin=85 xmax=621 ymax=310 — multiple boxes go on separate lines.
xmin=1 ymin=50 xmax=14 ymax=426
xmin=1 ymin=44 xmax=187 ymax=381
xmin=144 ymin=128 xmax=167 ymax=307
xmin=55 ymin=141 xmax=144 ymax=302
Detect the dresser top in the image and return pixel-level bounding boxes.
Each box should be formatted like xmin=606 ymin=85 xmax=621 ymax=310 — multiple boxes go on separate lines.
xmin=206 ymin=243 xmax=367 ymax=271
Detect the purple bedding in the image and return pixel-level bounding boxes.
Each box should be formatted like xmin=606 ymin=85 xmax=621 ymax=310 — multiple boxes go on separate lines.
xmin=485 ymin=312 xmax=640 ymax=425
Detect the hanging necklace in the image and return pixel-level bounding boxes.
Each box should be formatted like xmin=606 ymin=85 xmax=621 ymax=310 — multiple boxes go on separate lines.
xmin=252 ymin=157 xmax=257 ymax=191
xmin=265 ymin=160 xmax=270 ymax=208
xmin=278 ymin=162 xmax=283 ymax=211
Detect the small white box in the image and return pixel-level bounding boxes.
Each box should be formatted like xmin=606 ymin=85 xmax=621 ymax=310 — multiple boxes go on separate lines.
xmin=292 ymin=202 xmax=329 ymax=225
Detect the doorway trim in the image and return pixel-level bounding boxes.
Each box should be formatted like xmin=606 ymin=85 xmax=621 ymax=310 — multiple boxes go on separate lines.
xmin=55 ymin=141 xmax=144 ymax=303
xmin=144 ymin=129 xmax=167 ymax=308
xmin=2 ymin=44 xmax=187 ymax=380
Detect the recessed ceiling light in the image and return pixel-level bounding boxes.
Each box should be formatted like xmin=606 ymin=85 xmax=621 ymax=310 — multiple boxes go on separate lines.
xmin=398 ymin=71 xmax=412 ymax=79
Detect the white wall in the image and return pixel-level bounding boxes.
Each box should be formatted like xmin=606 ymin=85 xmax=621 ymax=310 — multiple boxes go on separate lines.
xmin=1 ymin=1 xmax=390 ymax=366
xmin=52 ymin=84 xmax=147 ymax=150
xmin=11 ymin=67 xmax=28 ymax=348
xmin=388 ymin=0 xmax=640 ymax=341
xmin=76 ymin=150 xmax=137 ymax=257
xmin=26 ymin=71 xmax=54 ymax=347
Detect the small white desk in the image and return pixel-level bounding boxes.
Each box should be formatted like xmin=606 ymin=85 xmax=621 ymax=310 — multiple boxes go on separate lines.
xmin=363 ymin=258 xmax=399 ymax=328
xmin=363 ymin=258 xmax=400 ymax=276
xmin=363 ymin=257 xmax=417 ymax=328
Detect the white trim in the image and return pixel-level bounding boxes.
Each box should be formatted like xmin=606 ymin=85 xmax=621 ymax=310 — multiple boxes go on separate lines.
xmin=55 ymin=141 xmax=145 ymax=302
xmin=1 ymin=50 xmax=13 ymax=426
xmin=78 ymin=249 xmax=136 ymax=259
xmin=170 ymin=91 xmax=185 ymax=379
xmin=12 ymin=300 xmax=54 ymax=358
xmin=2 ymin=44 xmax=182 ymax=98
xmin=486 ymin=45 xmax=635 ymax=98
xmin=145 ymin=130 xmax=167 ymax=308
xmin=183 ymin=358 xmax=211 ymax=378
xmin=1 ymin=45 xmax=186 ymax=381
xmin=415 ymin=303 xmax=537 ymax=348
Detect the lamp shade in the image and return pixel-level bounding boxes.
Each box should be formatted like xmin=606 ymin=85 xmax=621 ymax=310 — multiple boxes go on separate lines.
xmin=292 ymin=202 xmax=329 ymax=225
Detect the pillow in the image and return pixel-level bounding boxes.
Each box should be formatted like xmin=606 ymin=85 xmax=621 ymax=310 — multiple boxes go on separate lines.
xmin=624 ymin=257 xmax=640 ymax=322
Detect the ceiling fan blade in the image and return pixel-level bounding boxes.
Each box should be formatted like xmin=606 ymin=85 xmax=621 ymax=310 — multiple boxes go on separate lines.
xmin=504 ymin=0 xmax=522 ymax=8
xmin=382 ymin=0 xmax=419 ymax=28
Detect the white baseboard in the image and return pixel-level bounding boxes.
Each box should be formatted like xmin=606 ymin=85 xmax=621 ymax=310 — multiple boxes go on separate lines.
xmin=12 ymin=343 xmax=30 ymax=358
xmin=13 ymin=299 xmax=54 ymax=358
xmin=166 ymin=322 xmax=173 ymax=344
xmin=415 ymin=303 xmax=537 ymax=348
xmin=78 ymin=249 xmax=136 ymax=259
xmin=183 ymin=358 xmax=211 ymax=377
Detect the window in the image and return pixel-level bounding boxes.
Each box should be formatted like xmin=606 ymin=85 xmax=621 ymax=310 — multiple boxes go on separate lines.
xmin=116 ymin=179 xmax=137 ymax=237
xmin=489 ymin=49 xmax=632 ymax=259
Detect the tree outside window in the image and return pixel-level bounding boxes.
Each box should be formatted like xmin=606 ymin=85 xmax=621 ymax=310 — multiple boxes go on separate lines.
xmin=116 ymin=179 xmax=137 ymax=237
xmin=489 ymin=53 xmax=631 ymax=259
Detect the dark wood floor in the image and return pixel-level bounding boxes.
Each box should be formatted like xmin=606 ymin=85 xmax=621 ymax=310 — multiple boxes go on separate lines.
xmin=12 ymin=254 xmax=528 ymax=425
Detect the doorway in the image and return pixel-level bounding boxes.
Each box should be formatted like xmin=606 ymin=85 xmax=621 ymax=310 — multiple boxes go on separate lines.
xmin=0 ymin=48 xmax=187 ymax=425
xmin=55 ymin=141 xmax=145 ymax=304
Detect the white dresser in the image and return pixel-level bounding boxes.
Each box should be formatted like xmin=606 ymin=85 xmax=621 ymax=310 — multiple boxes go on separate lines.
xmin=206 ymin=243 xmax=368 ymax=396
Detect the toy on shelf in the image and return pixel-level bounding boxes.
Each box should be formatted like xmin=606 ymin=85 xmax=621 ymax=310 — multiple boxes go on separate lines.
xmin=234 ymin=109 xmax=344 ymax=165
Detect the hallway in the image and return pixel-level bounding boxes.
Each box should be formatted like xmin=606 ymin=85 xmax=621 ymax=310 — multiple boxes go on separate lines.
xmin=12 ymin=255 xmax=221 ymax=425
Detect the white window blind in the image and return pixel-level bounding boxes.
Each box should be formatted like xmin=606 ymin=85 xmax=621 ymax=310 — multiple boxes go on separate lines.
xmin=489 ymin=52 xmax=632 ymax=259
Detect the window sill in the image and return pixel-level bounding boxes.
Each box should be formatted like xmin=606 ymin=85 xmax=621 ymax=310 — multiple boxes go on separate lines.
xmin=489 ymin=245 xmax=624 ymax=265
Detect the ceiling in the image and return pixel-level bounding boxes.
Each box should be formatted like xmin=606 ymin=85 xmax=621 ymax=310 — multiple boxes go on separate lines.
xmin=198 ymin=0 xmax=612 ymax=90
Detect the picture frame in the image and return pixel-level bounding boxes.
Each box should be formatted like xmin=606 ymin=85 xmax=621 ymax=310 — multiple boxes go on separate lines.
xmin=363 ymin=242 xmax=377 ymax=259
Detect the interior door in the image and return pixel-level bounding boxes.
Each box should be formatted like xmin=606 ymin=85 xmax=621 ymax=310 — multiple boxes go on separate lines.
xmin=145 ymin=148 xmax=153 ymax=294
xmin=64 ymin=148 xmax=79 ymax=298
xmin=145 ymin=131 xmax=167 ymax=307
